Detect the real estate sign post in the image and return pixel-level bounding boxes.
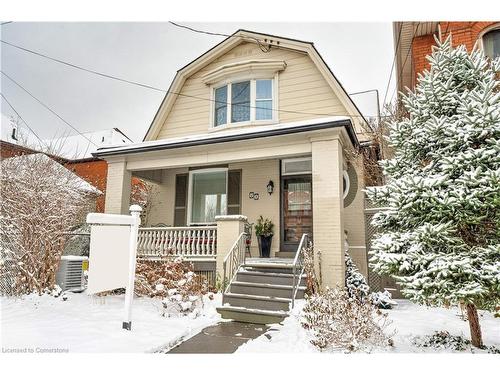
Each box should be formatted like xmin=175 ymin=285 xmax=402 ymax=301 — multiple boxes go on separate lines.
xmin=86 ymin=205 xmax=142 ymax=330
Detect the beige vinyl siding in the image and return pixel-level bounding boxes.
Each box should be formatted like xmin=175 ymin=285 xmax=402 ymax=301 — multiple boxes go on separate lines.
xmin=157 ymin=42 xmax=350 ymax=139
xmin=143 ymin=160 xmax=281 ymax=256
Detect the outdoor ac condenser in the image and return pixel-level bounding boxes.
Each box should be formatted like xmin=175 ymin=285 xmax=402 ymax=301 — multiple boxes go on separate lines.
xmin=56 ymin=256 xmax=88 ymax=292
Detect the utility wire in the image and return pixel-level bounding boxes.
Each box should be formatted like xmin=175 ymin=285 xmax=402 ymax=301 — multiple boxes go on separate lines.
xmin=0 ymin=21 xmax=12 ymax=26
xmin=1 ymin=71 xmax=99 ymax=147
xmin=168 ymin=21 xmax=271 ymax=53
xmin=0 ymin=40 xmax=383 ymax=119
xmin=1 ymin=39 xmax=167 ymax=93
xmin=0 ymin=92 xmax=49 ymax=148
xmin=382 ymin=23 xmax=403 ymax=108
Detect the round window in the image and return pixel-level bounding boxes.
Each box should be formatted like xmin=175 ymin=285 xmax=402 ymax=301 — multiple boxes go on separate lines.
xmin=342 ymin=170 xmax=350 ymax=199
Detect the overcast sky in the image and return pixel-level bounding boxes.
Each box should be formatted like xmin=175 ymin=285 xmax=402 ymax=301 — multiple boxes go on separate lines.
xmin=0 ymin=22 xmax=395 ymax=145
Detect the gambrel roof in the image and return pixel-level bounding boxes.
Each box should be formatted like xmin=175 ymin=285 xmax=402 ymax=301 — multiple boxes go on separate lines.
xmin=143 ymin=29 xmax=367 ymax=142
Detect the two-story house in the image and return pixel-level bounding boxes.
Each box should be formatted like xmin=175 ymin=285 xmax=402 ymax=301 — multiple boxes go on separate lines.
xmin=94 ymin=30 xmax=370 ymax=323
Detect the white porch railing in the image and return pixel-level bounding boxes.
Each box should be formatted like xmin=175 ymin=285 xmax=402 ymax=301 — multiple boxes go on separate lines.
xmin=137 ymin=226 xmax=217 ymax=258
xmin=222 ymin=232 xmax=247 ymax=295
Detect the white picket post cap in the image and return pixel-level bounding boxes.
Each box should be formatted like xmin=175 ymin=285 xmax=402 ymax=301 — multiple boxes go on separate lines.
xmin=129 ymin=205 xmax=143 ymax=213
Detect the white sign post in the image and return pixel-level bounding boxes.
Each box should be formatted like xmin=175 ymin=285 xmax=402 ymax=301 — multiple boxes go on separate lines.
xmin=122 ymin=205 xmax=141 ymax=330
xmin=86 ymin=205 xmax=142 ymax=330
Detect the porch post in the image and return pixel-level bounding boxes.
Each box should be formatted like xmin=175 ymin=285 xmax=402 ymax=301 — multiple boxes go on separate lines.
xmin=311 ymin=137 xmax=345 ymax=287
xmin=215 ymin=215 xmax=247 ymax=279
xmin=104 ymin=160 xmax=131 ymax=214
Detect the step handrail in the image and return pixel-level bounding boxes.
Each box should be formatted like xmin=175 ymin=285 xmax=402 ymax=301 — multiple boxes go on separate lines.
xmin=291 ymin=233 xmax=309 ymax=308
xmin=222 ymin=232 xmax=247 ymax=295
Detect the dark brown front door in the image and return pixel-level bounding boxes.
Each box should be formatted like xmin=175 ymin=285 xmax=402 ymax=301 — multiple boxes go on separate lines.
xmin=281 ymin=175 xmax=313 ymax=252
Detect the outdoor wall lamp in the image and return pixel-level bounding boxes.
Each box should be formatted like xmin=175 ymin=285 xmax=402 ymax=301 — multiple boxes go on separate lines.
xmin=266 ymin=180 xmax=274 ymax=195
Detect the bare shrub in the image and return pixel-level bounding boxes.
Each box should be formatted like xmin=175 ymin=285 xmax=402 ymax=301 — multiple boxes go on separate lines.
xmin=302 ymin=287 xmax=393 ymax=352
xmin=303 ymin=242 xmax=319 ymax=295
xmin=134 ymin=257 xmax=210 ymax=317
xmin=0 ymin=153 xmax=99 ymax=296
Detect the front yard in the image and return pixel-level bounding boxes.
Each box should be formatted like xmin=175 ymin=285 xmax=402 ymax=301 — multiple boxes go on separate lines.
xmin=1 ymin=292 xmax=221 ymax=353
xmin=237 ymin=299 xmax=500 ymax=353
xmin=2 ymin=293 xmax=498 ymax=353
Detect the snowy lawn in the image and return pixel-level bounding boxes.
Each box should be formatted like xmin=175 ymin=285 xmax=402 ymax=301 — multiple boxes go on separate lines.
xmin=1 ymin=292 xmax=221 ymax=353
xmin=237 ymin=299 xmax=500 ymax=353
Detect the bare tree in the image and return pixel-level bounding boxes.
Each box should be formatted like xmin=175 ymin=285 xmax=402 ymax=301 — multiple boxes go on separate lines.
xmin=0 ymin=153 xmax=99 ymax=295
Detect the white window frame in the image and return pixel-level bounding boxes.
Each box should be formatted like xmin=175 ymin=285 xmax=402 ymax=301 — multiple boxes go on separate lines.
xmin=342 ymin=170 xmax=350 ymax=200
xmin=187 ymin=168 xmax=228 ymax=225
xmin=475 ymin=23 xmax=500 ymax=57
xmin=209 ymin=73 xmax=279 ymax=130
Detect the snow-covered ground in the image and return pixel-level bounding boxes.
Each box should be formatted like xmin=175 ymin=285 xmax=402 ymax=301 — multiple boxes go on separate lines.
xmin=1 ymin=292 xmax=221 ymax=353
xmin=237 ymin=299 xmax=500 ymax=353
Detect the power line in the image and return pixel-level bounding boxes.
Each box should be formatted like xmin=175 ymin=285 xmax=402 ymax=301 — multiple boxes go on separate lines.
xmin=382 ymin=23 xmax=403 ymax=108
xmin=1 ymin=39 xmax=167 ymax=93
xmin=1 ymin=71 xmax=99 ymax=147
xmin=0 ymin=40 xmax=381 ymax=120
xmin=0 ymin=92 xmax=49 ymax=148
xmin=168 ymin=21 xmax=271 ymax=53
xmin=0 ymin=21 xmax=12 ymax=26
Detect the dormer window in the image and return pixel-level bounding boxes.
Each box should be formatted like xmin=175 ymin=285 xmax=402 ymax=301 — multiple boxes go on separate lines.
xmin=213 ymin=78 xmax=274 ymax=127
xmin=202 ymin=60 xmax=286 ymax=128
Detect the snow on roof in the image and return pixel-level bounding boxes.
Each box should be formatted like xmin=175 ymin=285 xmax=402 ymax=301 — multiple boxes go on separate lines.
xmin=95 ymin=116 xmax=351 ymax=156
xmin=43 ymin=128 xmax=133 ymax=160
xmin=1 ymin=153 xmax=101 ymax=194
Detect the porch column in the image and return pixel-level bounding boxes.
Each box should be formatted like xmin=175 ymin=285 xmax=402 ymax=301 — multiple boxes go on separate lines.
xmin=215 ymin=215 xmax=247 ymax=279
xmin=104 ymin=160 xmax=131 ymax=214
xmin=311 ymin=137 xmax=345 ymax=287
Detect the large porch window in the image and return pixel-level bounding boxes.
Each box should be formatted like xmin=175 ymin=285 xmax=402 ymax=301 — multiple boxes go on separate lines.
xmin=188 ymin=169 xmax=228 ymax=224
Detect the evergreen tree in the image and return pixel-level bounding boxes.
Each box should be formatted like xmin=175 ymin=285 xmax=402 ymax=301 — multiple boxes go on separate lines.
xmin=345 ymin=248 xmax=370 ymax=300
xmin=367 ymin=37 xmax=500 ymax=347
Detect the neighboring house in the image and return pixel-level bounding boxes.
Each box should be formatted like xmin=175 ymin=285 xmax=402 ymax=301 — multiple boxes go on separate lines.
xmin=0 ymin=128 xmax=135 ymax=212
xmin=95 ymin=30 xmax=372 ymax=323
xmin=393 ymin=22 xmax=499 ymax=94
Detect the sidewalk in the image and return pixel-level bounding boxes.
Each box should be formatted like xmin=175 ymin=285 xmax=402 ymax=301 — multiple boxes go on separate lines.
xmin=167 ymin=321 xmax=268 ymax=353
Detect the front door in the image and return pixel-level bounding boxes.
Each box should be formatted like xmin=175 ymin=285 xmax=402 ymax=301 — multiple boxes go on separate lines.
xmin=281 ymin=175 xmax=313 ymax=252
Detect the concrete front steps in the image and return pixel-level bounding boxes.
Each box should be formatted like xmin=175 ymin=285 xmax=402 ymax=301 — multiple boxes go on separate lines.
xmin=217 ymin=260 xmax=306 ymax=324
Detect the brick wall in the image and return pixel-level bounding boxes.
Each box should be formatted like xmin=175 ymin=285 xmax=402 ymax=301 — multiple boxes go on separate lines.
xmin=0 ymin=141 xmax=37 ymax=160
xmin=412 ymin=21 xmax=498 ymax=87
xmin=65 ymin=159 xmax=108 ymax=212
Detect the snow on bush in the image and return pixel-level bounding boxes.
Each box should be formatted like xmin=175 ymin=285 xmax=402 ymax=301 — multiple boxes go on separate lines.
xmin=370 ymin=290 xmax=398 ymax=309
xmin=345 ymin=248 xmax=370 ymax=301
xmin=134 ymin=257 xmax=211 ymax=317
xmin=345 ymin=247 xmax=398 ymax=309
xmin=302 ymin=287 xmax=393 ymax=352
xmin=412 ymin=331 xmax=500 ymax=353
xmin=0 ymin=153 xmax=99 ymax=296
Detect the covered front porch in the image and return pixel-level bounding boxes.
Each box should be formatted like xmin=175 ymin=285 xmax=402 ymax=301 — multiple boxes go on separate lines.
xmin=98 ymin=118 xmax=355 ymax=287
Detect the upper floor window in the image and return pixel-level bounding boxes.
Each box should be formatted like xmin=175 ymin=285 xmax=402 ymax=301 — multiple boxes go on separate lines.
xmin=483 ymin=29 xmax=500 ymax=59
xmin=213 ymin=79 xmax=274 ymax=127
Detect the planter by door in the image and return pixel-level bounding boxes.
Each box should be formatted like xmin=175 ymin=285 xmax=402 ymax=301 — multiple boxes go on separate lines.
xmin=258 ymin=235 xmax=273 ymax=258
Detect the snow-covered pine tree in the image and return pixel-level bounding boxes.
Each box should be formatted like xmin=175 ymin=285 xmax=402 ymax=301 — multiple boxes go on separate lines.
xmin=366 ymin=37 xmax=500 ymax=348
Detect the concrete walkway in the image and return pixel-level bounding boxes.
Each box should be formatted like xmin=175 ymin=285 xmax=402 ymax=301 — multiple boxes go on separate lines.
xmin=167 ymin=321 xmax=268 ymax=353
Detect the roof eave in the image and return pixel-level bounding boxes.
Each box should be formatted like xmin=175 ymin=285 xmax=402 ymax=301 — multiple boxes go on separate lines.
xmin=96 ymin=119 xmax=358 ymax=158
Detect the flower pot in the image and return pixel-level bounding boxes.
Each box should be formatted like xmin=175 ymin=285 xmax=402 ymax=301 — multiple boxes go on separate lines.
xmin=258 ymin=235 xmax=273 ymax=258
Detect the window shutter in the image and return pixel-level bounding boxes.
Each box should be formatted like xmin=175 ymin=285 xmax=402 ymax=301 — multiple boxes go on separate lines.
xmin=174 ymin=174 xmax=188 ymax=226
xmin=227 ymin=170 xmax=241 ymax=215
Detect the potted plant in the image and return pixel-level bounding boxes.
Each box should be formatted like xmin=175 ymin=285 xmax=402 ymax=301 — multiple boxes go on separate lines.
xmin=255 ymin=215 xmax=274 ymax=258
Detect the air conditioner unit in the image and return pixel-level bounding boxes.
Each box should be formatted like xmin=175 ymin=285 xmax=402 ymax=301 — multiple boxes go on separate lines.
xmin=56 ymin=255 xmax=88 ymax=292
